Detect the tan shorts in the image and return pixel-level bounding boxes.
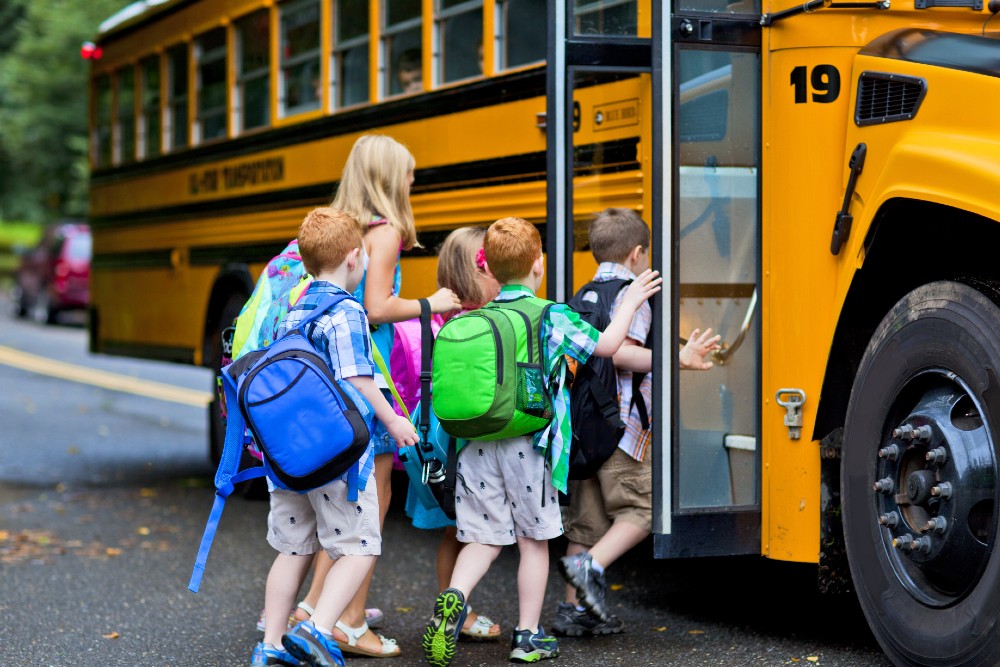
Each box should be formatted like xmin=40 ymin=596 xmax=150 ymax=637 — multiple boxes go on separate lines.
xmin=562 ymin=448 xmax=652 ymax=547
xmin=267 ymin=478 xmax=381 ymax=560
xmin=454 ymin=435 xmax=564 ymax=546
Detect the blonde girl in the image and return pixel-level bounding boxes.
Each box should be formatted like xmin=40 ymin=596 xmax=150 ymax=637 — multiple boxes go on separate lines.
xmin=292 ymin=134 xmax=460 ymax=658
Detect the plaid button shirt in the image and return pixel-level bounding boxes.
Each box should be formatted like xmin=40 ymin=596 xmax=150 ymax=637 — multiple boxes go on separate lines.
xmin=593 ymin=263 xmax=653 ymax=462
xmin=493 ymin=284 xmax=599 ymax=492
xmin=277 ymin=280 xmax=376 ymax=486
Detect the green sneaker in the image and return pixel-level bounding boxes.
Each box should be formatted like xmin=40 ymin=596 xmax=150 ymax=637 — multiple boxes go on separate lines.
xmin=509 ymin=625 xmax=559 ymax=662
xmin=422 ymin=587 xmax=468 ymax=667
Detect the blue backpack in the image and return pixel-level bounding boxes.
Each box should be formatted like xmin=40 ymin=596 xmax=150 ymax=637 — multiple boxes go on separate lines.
xmin=189 ymin=293 xmax=374 ymax=593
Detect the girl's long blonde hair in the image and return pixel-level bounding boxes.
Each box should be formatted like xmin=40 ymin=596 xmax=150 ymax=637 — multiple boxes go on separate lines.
xmin=331 ymin=134 xmax=418 ymax=249
xmin=437 ymin=226 xmax=489 ymax=309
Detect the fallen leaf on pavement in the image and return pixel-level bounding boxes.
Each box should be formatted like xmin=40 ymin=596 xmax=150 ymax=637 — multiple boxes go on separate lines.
xmin=806 ymin=658 xmax=819 ymax=663
xmin=137 ymin=526 xmax=151 ymax=536
xmin=653 ymin=627 xmax=667 ymax=632
xmin=610 ymin=584 xmax=624 ymax=591
xmin=396 ymin=607 xmax=413 ymax=613
xmin=106 ymin=547 xmax=122 ymax=556
xmin=102 ymin=631 xmax=120 ymax=639
xmin=140 ymin=488 xmax=156 ymax=498
xmin=688 ymin=629 xmax=705 ymax=635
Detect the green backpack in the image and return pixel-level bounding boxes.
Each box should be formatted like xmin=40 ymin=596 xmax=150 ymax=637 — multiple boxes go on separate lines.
xmin=431 ymin=295 xmax=554 ymax=442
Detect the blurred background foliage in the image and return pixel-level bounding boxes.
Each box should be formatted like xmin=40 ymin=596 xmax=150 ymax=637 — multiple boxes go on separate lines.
xmin=0 ymin=0 xmax=132 ymax=224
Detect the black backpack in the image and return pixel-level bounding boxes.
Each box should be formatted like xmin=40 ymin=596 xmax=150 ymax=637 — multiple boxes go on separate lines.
xmin=566 ymin=279 xmax=648 ymax=480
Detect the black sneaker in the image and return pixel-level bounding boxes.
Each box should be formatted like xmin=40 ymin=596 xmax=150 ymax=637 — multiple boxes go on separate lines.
xmin=558 ymin=552 xmax=610 ymax=621
xmin=509 ymin=625 xmax=559 ymax=662
xmin=551 ymin=602 xmax=624 ymax=637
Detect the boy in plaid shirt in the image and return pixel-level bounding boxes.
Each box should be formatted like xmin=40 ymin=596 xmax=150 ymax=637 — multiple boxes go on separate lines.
xmin=421 ymin=217 xmax=661 ymax=666
xmin=253 ymin=207 xmax=417 ymax=667
xmin=554 ymin=208 xmax=720 ymax=637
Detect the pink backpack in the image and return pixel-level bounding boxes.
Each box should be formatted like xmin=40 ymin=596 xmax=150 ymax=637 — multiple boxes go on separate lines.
xmin=389 ymin=316 xmax=441 ymax=417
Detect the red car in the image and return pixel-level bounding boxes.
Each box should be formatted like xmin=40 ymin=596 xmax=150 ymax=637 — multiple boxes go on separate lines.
xmin=12 ymin=222 xmax=91 ymax=324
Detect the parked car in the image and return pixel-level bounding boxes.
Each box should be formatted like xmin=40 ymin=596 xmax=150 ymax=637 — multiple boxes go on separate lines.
xmin=11 ymin=222 xmax=91 ymax=324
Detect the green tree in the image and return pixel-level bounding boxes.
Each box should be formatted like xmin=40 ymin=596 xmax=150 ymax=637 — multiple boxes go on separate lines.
xmin=0 ymin=0 xmax=130 ymax=222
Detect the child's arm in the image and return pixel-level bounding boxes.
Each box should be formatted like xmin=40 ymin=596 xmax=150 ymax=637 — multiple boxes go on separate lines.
xmin=612 ymin=338 xmax=651 ymax=373
xmin=592 ymin=269 xmax=662 ymax=358
xmin=364 ymin=225 xmax=460 ymax=323
xmin=346 ymin=375 xmax=419 ymax=448
xmin=679 ymin=327 xmax=721 ymax=370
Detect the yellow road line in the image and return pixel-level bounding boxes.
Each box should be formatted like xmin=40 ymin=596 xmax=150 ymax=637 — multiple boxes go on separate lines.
xmin=0 ymin=345 xmax=213 ymax=407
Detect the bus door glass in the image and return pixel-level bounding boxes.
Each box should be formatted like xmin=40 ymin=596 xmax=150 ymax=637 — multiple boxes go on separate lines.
xmin=656 ymin=0 xmax=762 ymax=557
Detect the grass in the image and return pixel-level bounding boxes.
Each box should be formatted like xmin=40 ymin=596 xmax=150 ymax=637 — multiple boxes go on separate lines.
xmin=0 ymin=221 xmax=43 ymax=252
xmin=0 ymin=221 xmax=43 ymax=283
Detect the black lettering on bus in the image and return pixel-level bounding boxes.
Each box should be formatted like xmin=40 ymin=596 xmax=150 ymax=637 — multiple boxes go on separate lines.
xmin=790 ymin=64 xmax=840 ymax=104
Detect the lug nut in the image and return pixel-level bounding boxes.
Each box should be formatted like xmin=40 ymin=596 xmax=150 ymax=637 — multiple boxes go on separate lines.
xmin=910 ymin=536 xmax=932 ymax=553
xmin=874 ymin=478 xmax=895 ymax=494
xmin=926 ymin=447 xmax=948 ymax=464
xmin=879 ymin=444 xmax=902 ymax=461
xmin=922 ymin=517 xmax=948 ymax=533
xmin=878 ymin=512 xmax=900 ymax=528
xmin=893 ymin=534 xmax=913 ymax=549
xmin=893 ymin=424 xmax=932 ymax=441
xmin=931 ymin=482 xmax=953 ymax=499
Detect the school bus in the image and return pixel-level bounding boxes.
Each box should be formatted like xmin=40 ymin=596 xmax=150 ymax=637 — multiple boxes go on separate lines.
xmin=88 ymin=0 xmax=1000 ymax=663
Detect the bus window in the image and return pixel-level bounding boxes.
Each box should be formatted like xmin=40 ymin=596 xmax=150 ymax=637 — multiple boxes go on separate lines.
xmin=334 ymin=0 xmax=369 ymax=107
xmin=196 ymin=28 xmax=228 ymax=142
xmin=117 ymin=66 xmax=136 ymax=164
xmin=237 ymin=9 xmax=271 ymax=131
xmin=676 ymin=49 xmax=759 ymax=509
xmin=280 ymin=0 xmax=321 ymax=116
xmin=94 ymin=74 xmax=112 ymax=168
xmin=677 ymin=0 xmax=760 ymax=16
xmin=573 ymin=0 xmax=638 ymax=36
xmin=140 ymin=55 xmax=161 ymax=159
xmin=384 ymin=0 xmax=422 ymax=96
xmin=498 ymin=0 xmax=545 ymax=69
xmin=166 ymin=44 xmax=188 ymax=151
xmin=436 ymin=0 xmax=483 ymax=84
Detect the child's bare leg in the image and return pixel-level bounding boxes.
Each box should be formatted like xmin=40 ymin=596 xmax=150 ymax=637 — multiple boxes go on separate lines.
xmin=589 ymin=520 xmax=650 ymax=572
xmin=296 ymin=552 xmax=334 ymax=620
xmin=449 ymin=541 xmax=502 ymax=598
xmin=264 ymin=553 xmax=313 ymax=647
xmin=440 ymin=530 xmax=500 ymax=633
xmin=436 ymin=526 xmax=461 ymax=590
xmin=309 ymin=554 xmax=377 ymax=632
xmin=515 ymin=537 xmax=549 ymax=631
xmin=331 ymin=453 xmax=392 ymax=651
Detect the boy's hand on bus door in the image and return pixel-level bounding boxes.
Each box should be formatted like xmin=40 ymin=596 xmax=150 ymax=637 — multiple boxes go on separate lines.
xmin=622 ymin=269 xmax=662 ymax=312
xmin=679 ymin=327 xmax=722 ymax=371
xmin=428 ymin=287 xmax=462 ymax=314
xmin=386 ymin=414 xmax=419 ymax=448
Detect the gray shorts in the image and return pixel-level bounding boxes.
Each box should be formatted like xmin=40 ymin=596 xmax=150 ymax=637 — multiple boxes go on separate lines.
xmin=267 ymin=478 xmax=381 ymax=560
xmin=454 ymin=435 xmax=564 ymax=546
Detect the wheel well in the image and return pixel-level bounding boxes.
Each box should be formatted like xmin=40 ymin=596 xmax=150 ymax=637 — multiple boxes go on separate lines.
xmin=202 ymin=264 xmax=253 ymax=368
xmin=814 ymin=199 xmax=1000 ymax=441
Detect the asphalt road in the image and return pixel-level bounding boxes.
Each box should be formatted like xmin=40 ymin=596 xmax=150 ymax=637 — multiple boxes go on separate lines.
xmin=0 ymin=299 xmax=894 ymax=667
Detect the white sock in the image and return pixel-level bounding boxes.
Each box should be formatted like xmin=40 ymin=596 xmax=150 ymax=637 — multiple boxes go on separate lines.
xmin=313 ymin=624 xmax=333 ymax=637
xmin=590 ymin=557 xmax=605 ymax=574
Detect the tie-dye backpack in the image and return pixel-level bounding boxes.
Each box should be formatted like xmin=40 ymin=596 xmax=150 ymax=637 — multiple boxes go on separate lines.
xmin=224 ymin=239 xmax=312 ymax=461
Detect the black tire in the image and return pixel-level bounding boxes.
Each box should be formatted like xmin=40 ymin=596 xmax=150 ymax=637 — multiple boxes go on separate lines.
xmin=208 ymin=291 xmax=246 ymax=466
xmin=843 ymin=280 xmax=1000 ymax=666
xmin=206 ymin=290 xmax=269 ymax=501
xmin=10 ymin=285 xmax=27 ymax=318
xmin=31 ymin=290 xmax=57 ymax=325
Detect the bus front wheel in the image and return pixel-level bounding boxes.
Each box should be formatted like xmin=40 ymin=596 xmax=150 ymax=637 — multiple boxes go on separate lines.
xmin=843 ymin=280 xmax=1000 ymax=666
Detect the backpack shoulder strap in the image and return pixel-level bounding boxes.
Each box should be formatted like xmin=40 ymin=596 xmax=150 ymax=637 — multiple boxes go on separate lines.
xmin=189 ymin=367 xmax=266 ymax=593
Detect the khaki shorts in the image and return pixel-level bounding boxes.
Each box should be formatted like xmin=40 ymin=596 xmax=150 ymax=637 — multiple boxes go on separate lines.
xmin=267 ymin=478 xmax=381 ymax=560
xmin=454 ymin=435 xmax=564 ymax=546
xmin=562 ymin=448 xmax=651 ymax=547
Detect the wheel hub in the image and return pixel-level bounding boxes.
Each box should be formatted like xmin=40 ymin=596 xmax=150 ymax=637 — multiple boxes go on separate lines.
xmin=874 ymin=374 xmax=996 ymax=605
